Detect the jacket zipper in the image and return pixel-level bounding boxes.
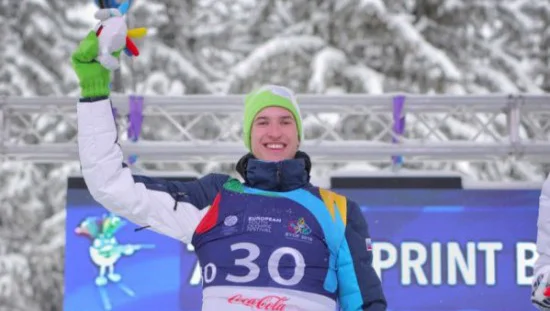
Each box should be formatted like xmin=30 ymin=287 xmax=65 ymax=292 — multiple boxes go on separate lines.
xmin=276 ymin=162 xmax=282 ymax=190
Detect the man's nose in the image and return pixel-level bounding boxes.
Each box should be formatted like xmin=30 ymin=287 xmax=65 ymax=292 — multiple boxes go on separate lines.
xmin=267 ymin=123 xmax=283 ymax=138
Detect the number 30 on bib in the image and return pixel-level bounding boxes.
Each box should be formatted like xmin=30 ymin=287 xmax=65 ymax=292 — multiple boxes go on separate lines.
xmin=202 ymin=242 xmax=306 ymax=286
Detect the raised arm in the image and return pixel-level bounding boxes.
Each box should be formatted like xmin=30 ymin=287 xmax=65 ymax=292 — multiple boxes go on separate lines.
xmin=336 ymin=199 xmax=387 ymax=311
xmin=71 ymin=28 xmax=229 ymax=243
xmin=77 ymin=98 xmax=229 ymax=243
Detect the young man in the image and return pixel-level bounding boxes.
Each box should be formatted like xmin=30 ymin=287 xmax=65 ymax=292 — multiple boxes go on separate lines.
xmin=72 ymin=28 xmax=387 ymax=311
xmin=532 ymin=175 xmax=550 ymax=310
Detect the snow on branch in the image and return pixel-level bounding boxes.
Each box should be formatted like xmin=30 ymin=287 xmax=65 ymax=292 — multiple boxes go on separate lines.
xmin=195 ymin=53 xmax=229 ymax=81
xmin=38 ymin=210 xmax=65 ymax=242
xmin=342 ymin=64 xmax=384 ymax=94
xmin=2 ymin=64 xmax=28 ymax=96
xmin=485 ymin=40 xmax=543 ymax=93
xmin=0 ymin=254 xmax=29 ymax=280
xmin=357 ymin=0 xmax=387 ymax=15
xmin=308 ymin=47 xmax=347 ymax=93
xmin=334 ymin=0 xmax=386 ymax=14
xmin=439 ymin=0 xmax=465 ymax=12
xmin=143 ymin=41 xmax=214 ymax=94
xmin=473 ymin=65 xmax=519 ymax=93
xmin=386 ymin=14 xmax=462 ymax=81
xmin=0 ymin=254 xmax=31 ymax=300
xmin=191 ymin=21 xmax=247 ymax=43
xmin=139 ymin=71 xmax=186 ymax=95
xmin=6 ymin=47 xmax=62 ymax=95
xmin=230 ymin=35 xmax=325 ymax=81
xmin=498 ymin=1 xmax=534 ymax=33
xmin=274 ymin=0 xmax=294 ymax=26
xmin=245 ymin=0 xmax=272 ymax=32
xmin=192 ymin=23 xmax=234 ymax=39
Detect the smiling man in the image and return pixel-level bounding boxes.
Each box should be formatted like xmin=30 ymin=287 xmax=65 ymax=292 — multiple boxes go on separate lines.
xmin=243 ymin=85 xmax=303 ymax=162
xmin=73 ymin=25 xmax=387 ymax=311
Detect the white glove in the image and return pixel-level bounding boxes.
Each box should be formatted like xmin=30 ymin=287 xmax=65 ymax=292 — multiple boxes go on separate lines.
xmin=532 ymin=267 xmax=550 ymax=311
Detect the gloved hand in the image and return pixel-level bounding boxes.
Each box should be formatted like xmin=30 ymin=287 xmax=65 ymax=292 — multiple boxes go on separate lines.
xmin=71 ymin=31 xmax=119 ymax=98
xmin=532 ymin=267 xmax=550 ymax=311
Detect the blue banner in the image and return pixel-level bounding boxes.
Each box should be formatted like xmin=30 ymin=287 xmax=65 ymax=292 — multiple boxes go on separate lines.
xmin=63 ymin=181 xmax=538 ymax=311
xmin=335 ymin=189 xmax=538 ymax=311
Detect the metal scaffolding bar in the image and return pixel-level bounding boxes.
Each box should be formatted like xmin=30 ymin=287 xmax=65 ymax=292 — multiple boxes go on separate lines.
xmin=3 ymin=93 xmax=523 ymax=112
xmin=1 ymin=94 xmax=550 ymax=163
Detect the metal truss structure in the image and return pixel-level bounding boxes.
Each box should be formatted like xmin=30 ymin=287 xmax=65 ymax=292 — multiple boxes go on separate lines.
xmin=1 ymin=94 xmax=550 ymax=163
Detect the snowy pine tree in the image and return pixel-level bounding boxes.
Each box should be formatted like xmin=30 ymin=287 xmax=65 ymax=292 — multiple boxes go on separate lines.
xmin=0 ymin=1 xmax=94 ymax=310
xmin=222 ymin=0 xmax=550 ymax=180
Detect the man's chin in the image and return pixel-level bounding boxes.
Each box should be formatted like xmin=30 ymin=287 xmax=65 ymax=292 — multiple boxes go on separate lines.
xmin=258 ymin=150 xmax=291 ymax=162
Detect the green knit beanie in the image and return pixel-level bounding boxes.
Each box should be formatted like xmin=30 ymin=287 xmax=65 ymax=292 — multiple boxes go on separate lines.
xmin=242 ymin=85 xmax=303 ymax=151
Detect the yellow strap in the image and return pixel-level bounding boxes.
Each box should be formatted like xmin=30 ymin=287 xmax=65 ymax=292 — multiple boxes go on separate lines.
xmin=334 ymin=193 xmax=347 ymax=225
xmin=319 ymin=188 xmax=335 ymax=220
xmin=319 ymin=188 xmax=347 ymax=225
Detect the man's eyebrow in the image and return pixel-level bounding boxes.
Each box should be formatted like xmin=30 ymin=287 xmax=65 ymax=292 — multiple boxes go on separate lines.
xmin=255 ymin=115 xmax=293 ymax=121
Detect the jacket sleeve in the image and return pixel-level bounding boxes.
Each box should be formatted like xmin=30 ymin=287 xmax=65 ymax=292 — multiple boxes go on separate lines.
xmin=77 ymin=98 xmax=229 ymax=243
xmin=536 ymin=173 xmax=550 ymax=275
xmin=337 ymin=199 xmax=387 ymax=311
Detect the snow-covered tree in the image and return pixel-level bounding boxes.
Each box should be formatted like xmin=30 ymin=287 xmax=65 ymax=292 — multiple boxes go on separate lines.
xmin=218 ymin=0 xmax=550 ymax=179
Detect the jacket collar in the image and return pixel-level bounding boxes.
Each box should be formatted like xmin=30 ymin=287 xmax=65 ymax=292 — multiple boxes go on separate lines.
xmin=236 ymin=151 xmax=311 ymax=192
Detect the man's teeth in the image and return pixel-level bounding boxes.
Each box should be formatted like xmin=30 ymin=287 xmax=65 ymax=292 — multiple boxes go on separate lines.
xmin=266 ymin=144 xmax=284 ymax=149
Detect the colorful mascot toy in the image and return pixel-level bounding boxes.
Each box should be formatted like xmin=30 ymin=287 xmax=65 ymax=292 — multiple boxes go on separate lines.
xmin=92 ymin=0 xmax=147 ymax=70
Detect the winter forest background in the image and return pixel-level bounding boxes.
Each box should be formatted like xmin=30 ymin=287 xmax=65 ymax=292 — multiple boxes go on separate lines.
xmin=1 ymin=0 xmax=550 ymax=310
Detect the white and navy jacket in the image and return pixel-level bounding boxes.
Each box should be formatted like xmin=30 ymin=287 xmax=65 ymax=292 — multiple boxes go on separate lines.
xmin=77 ymin=98 xmax=387 ymax=311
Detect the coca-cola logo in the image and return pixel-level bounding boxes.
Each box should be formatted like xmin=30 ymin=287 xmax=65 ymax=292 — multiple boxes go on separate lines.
xmin=227 ymin=294 xmax=289 ymax=310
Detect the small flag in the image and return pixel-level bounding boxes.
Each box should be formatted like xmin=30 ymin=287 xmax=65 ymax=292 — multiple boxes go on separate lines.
xmin=366 ymin=238 xmax=373 ymax=251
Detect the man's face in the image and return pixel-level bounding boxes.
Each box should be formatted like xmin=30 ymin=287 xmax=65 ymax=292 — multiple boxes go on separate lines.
xmin=250 ymin=106 xmax=299 ymax=162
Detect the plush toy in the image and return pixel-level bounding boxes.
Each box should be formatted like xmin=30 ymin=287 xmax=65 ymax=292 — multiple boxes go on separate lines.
xmin=92 ymin=0 xmax=146 ymax=70
xmin=94 ymin=0 xmax=133 ymax=9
